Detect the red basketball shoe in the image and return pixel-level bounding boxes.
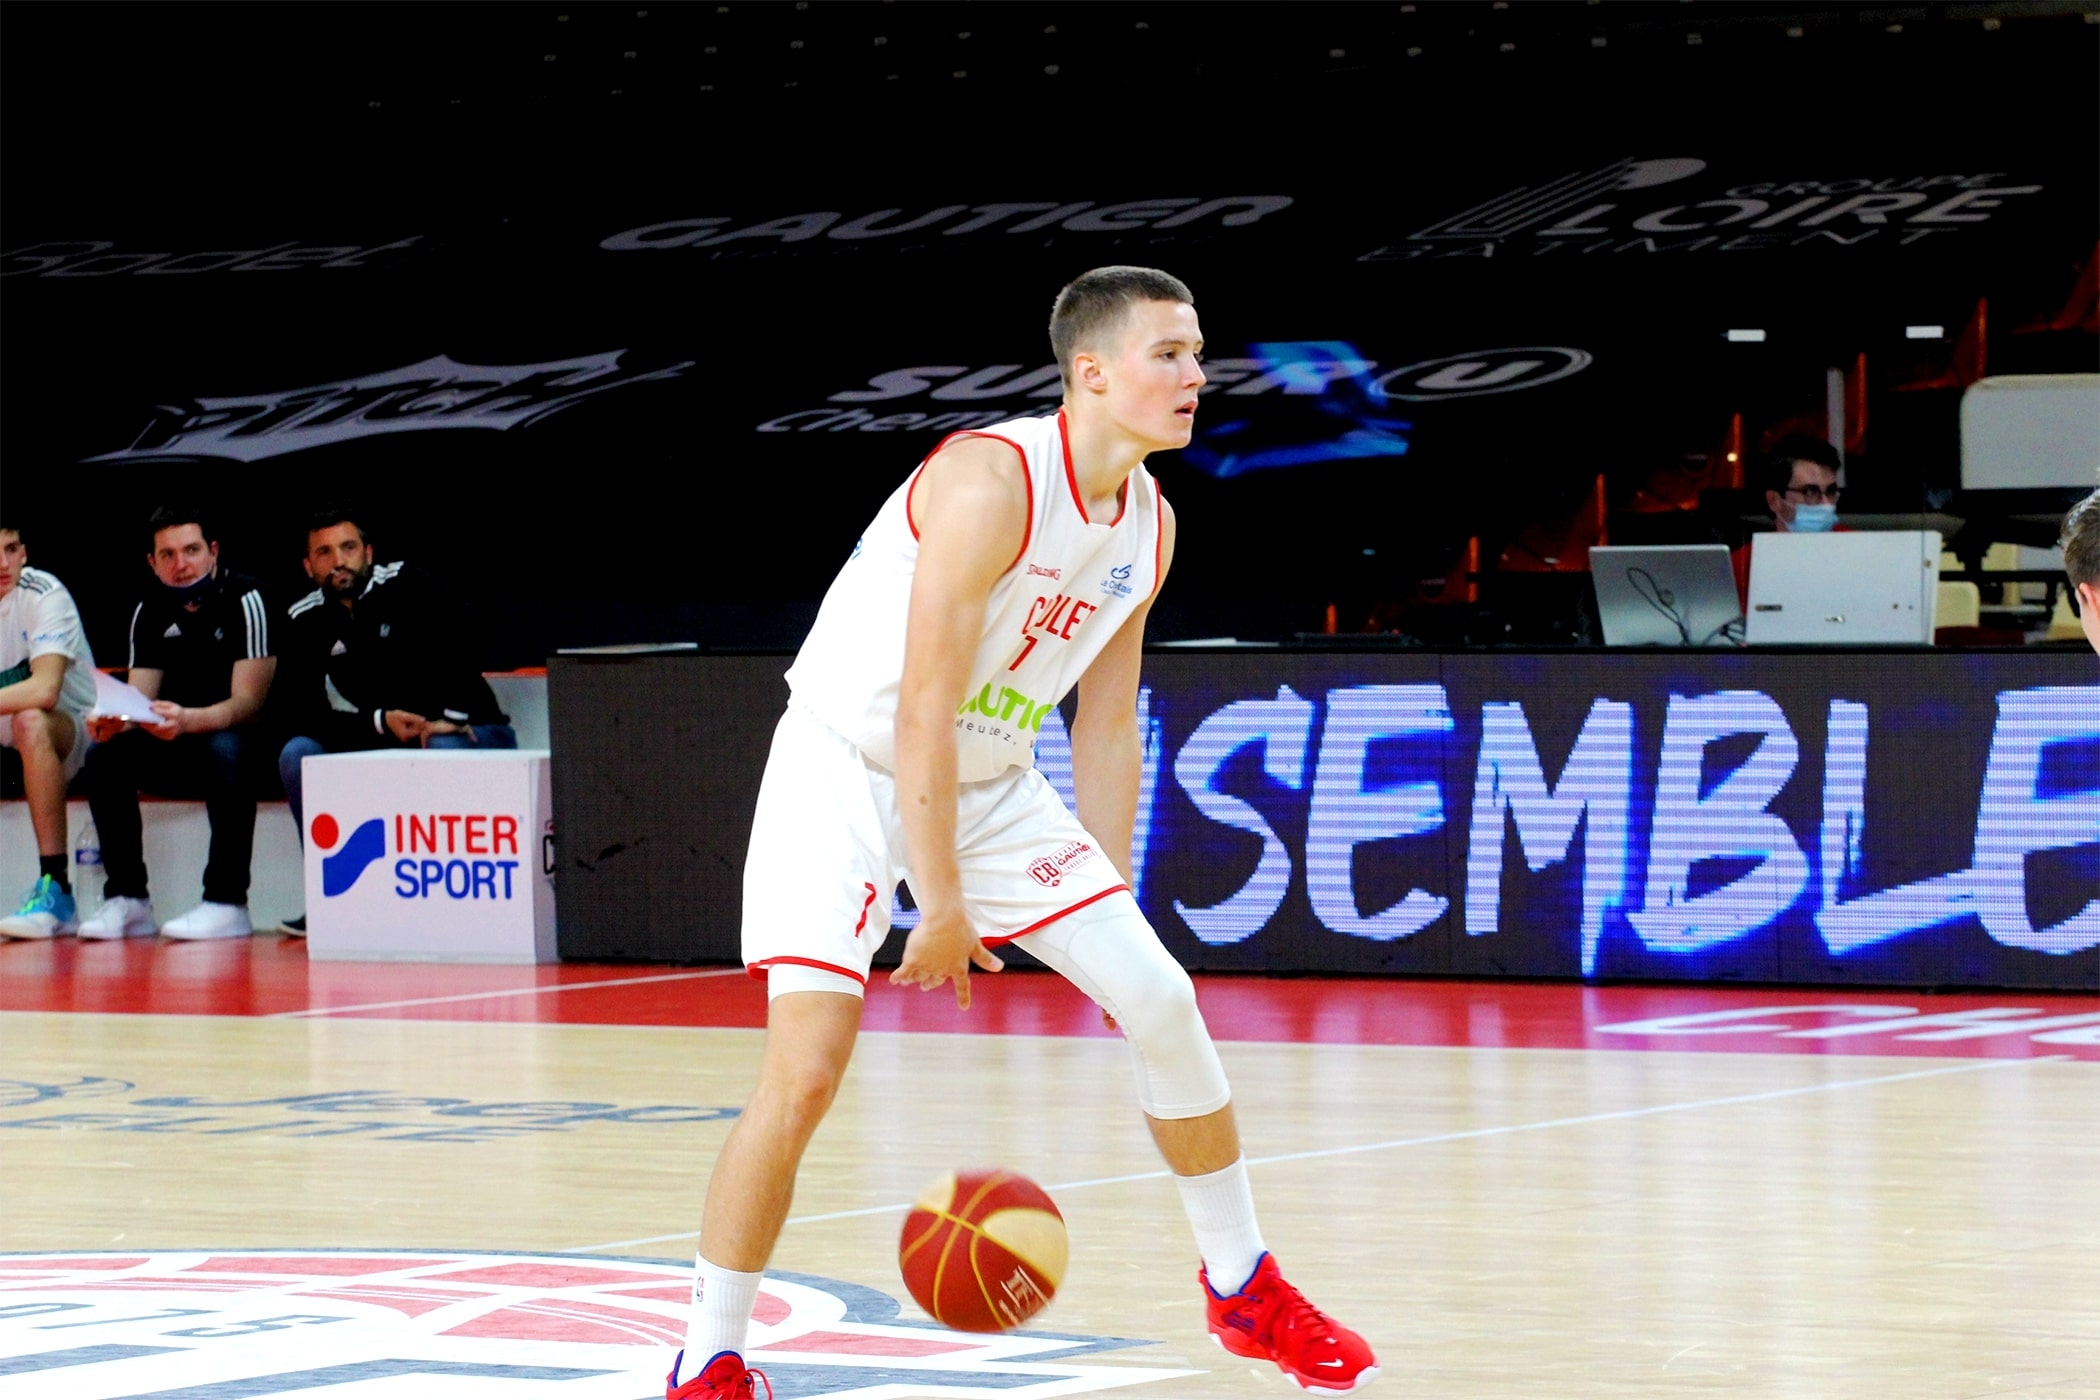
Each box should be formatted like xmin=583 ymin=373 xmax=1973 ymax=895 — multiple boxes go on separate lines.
xmin=1202 ymin=1253 xmax=1379 ymax=1394
xmin=667 ymin=1349 xmax=772 ymax=1399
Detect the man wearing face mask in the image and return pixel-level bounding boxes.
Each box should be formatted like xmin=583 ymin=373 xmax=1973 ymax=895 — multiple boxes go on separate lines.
xmin=78 ymin=505 xmax=277 ymax=941
xmin=1731 ymin=435 xmax=1849 ymax=607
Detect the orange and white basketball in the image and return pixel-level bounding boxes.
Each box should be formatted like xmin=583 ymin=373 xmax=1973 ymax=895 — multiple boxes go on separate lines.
xmin=898 ymin=1168 xmax=1068 ymax=1332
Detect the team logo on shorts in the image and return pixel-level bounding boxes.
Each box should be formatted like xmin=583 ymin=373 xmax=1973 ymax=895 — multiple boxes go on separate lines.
xmin=1027 ymin=840 xmax=1099 ymax=888
xmin=0 ymin=1250 xmax=1190 ymax=1397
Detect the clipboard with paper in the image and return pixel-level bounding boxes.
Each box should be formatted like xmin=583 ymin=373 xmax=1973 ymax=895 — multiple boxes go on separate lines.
xmin=90 ymin=670 xmax=174 ymax=728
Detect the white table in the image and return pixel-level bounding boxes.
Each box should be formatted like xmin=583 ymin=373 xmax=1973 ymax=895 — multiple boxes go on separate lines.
xmin=302 ymin=749 xmax=556 ymax=963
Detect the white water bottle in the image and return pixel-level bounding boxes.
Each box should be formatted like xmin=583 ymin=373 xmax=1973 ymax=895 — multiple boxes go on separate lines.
xmin=72 ymin=819 xmax=103 ymax=916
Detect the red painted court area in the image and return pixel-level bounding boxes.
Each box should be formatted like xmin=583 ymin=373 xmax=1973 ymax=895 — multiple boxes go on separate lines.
xmin=4 ymin=936 xmax=2096 ymax=1061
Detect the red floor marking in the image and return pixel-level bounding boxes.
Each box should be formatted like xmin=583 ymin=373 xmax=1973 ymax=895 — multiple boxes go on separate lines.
xmin=439 ymin=1300 xmax=683 ymax=1346
xmin=297 ymin=1287 xmax=472 ymax=1318
xmin=3 ymin=936 xmax=2094 ymax=1061
xmin=604 ymin=1284 xmax=695 ymax=1305
xmin=422 ymin=1263 xmax=672 ymax=1288
xmin=184 ymin=1256 xmax=451 ymax=1276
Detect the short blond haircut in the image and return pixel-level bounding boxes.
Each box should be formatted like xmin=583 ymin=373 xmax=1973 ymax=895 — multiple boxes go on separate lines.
xmin=1048 ymin=266 xmax=1193 ymax=385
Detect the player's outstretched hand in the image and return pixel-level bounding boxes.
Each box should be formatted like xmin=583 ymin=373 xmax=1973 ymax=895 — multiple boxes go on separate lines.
xmin=890 ymin=908 xmax=1003 ymax=1010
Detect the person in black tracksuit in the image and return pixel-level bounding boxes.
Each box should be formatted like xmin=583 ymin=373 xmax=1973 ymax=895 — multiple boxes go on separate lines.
xmin=81 ymin=505 xmax=278 ymax=941
xmin=274 ymin=506 xmax=514 ymax=932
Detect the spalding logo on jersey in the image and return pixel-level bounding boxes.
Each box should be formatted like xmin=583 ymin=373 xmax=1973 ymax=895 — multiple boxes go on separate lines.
xmin=0 ymin=1251 xmax=1193 ymax=1397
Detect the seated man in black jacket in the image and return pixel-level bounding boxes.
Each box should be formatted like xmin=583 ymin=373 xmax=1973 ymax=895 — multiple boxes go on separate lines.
xmin=276 ymin=505 xmax=515 ymax=934
xmin=81 ymin=504 xmax=278 ymax=941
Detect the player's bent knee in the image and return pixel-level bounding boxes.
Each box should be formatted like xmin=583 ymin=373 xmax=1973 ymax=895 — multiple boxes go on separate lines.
xmin=1022 ymin=896 xmax=1230 ymax=1119
xmin=760 ymin=1061 xmax=847 ymax=1123
xmin=1101 ymin=950 xmax=1228 ymax=1120
xmin=1115 ymin=959 xmax=1202 ymax=1046
xmin=1124 ymin=1009 xmax=1228 ymax=1118
xmin=753 ymin=985 xmax=863 ymax=1127
xmin=751 ymin=1042 xmax=853 ymax=1128
xmin=12 ymin=706 xmax=53 ymax=751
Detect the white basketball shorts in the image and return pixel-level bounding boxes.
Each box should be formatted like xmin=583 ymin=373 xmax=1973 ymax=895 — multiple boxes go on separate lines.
xmin=742 ymin=703 xmax=1130 ymax=996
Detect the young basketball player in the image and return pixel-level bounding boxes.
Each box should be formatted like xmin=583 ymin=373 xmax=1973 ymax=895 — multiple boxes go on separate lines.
xmin=669 ymin=267 xmax=1378 ymax=1398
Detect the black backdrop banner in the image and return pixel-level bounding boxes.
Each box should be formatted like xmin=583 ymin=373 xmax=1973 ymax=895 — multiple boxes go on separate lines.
xmin=4 ymin=12 xmax=2096 ymax=667
xmin=550 ymin=649 xmax=2100 ymax=991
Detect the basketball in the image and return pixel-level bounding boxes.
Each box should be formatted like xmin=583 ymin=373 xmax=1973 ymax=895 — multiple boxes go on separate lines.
xmin=898 ymin=1168 xmax=1068 ymax=1333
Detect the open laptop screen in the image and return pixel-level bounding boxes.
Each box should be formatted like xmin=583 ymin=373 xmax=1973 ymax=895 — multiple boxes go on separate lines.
xmin=1591 ymin=544 xmax=1743 ymax=647
xmin=1745 ymin=531 xmax=1942 ymax=645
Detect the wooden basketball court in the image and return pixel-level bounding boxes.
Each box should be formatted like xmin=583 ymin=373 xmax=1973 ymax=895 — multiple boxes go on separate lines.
xmin=4 ymin=936 xmax=2095 ymax=1398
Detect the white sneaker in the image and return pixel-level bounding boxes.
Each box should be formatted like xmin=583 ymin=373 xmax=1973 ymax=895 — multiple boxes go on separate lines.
xmin=78 ymin=896 xmax=158 ymax=941
xmin=162 ymin=902 xmax=253 ymax=941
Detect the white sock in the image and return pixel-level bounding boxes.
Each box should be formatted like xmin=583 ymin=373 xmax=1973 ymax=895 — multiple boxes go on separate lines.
xmin=1175 ymin=1157 xmax=1266 ymax=1294
xmin=679 ymin=1252 xmax=762 ymax=1384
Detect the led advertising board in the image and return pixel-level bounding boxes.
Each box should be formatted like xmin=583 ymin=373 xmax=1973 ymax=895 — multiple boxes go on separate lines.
xmin=551 ymin=651 xmax=2099 ymax=990
xmin=1019 ymin=652 xmax=2099 ymax=989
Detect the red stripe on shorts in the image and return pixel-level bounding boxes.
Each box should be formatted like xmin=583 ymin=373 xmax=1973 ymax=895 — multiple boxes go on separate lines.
xmin=747 ymin=956 xmax=869 ymax=986
xmin=982 ymin=884 xmax=1131 ymax=946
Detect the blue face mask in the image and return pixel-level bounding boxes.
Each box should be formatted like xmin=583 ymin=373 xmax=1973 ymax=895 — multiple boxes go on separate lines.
xmin=162 ymin=570 xmax=216 ymax=604
xmin=1790 ymin=503 xmax=1838 ymax=534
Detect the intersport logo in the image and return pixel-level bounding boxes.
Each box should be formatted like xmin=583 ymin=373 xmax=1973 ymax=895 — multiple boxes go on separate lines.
xmin=312 ymin=810 xmax=527 ymax=902
xmin=86 ymin=352 xmax=691 ymax=464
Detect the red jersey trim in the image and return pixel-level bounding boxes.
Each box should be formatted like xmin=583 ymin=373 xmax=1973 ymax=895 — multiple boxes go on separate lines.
xmin=910 ymin=430 xmax=1035 ymax=570
xmin=1147 ymin=476 xmax=1168 ymax=602
xmin=1058 ymin=410 xmax=1085 ymax=521
xmin=982 ymin=884 xmax=1132 ymax=946
xmin=1056 ymin=408 xmax=1129 ymax=527
xmin=903 ymin=465 xmax=927 ymax=542
xmin=747 ymin=955 xmax=869 ymax=987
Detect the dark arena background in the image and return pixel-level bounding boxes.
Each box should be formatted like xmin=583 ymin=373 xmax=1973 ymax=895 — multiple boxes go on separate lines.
xmin=6 ymin=3 xmax=2095 ymax=658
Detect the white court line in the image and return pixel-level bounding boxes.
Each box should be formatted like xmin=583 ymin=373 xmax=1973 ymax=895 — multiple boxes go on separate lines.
xmin=565 ymin=1053 xmax=2064 ymax=1253
xmin=272 ymin=967 xmax=747 ymax=1019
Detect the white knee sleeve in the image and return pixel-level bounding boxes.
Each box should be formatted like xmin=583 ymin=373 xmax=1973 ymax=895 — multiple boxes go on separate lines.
xmin=1016 ymin=891 xmax=1231 ymax=1120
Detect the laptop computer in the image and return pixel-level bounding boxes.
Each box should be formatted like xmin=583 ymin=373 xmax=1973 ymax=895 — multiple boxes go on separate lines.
xmin=1745 ymin=530 xmax=1942 ymax=644
xmin=1590 ymin=544 xmax=1743 ymax=647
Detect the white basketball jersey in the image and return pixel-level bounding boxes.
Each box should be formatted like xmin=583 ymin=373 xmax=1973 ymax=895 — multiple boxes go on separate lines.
xmin=786 ymin=410 xmax=1164 ymax=782
xmin=0 ymin=566 xmax=97 ymax=719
